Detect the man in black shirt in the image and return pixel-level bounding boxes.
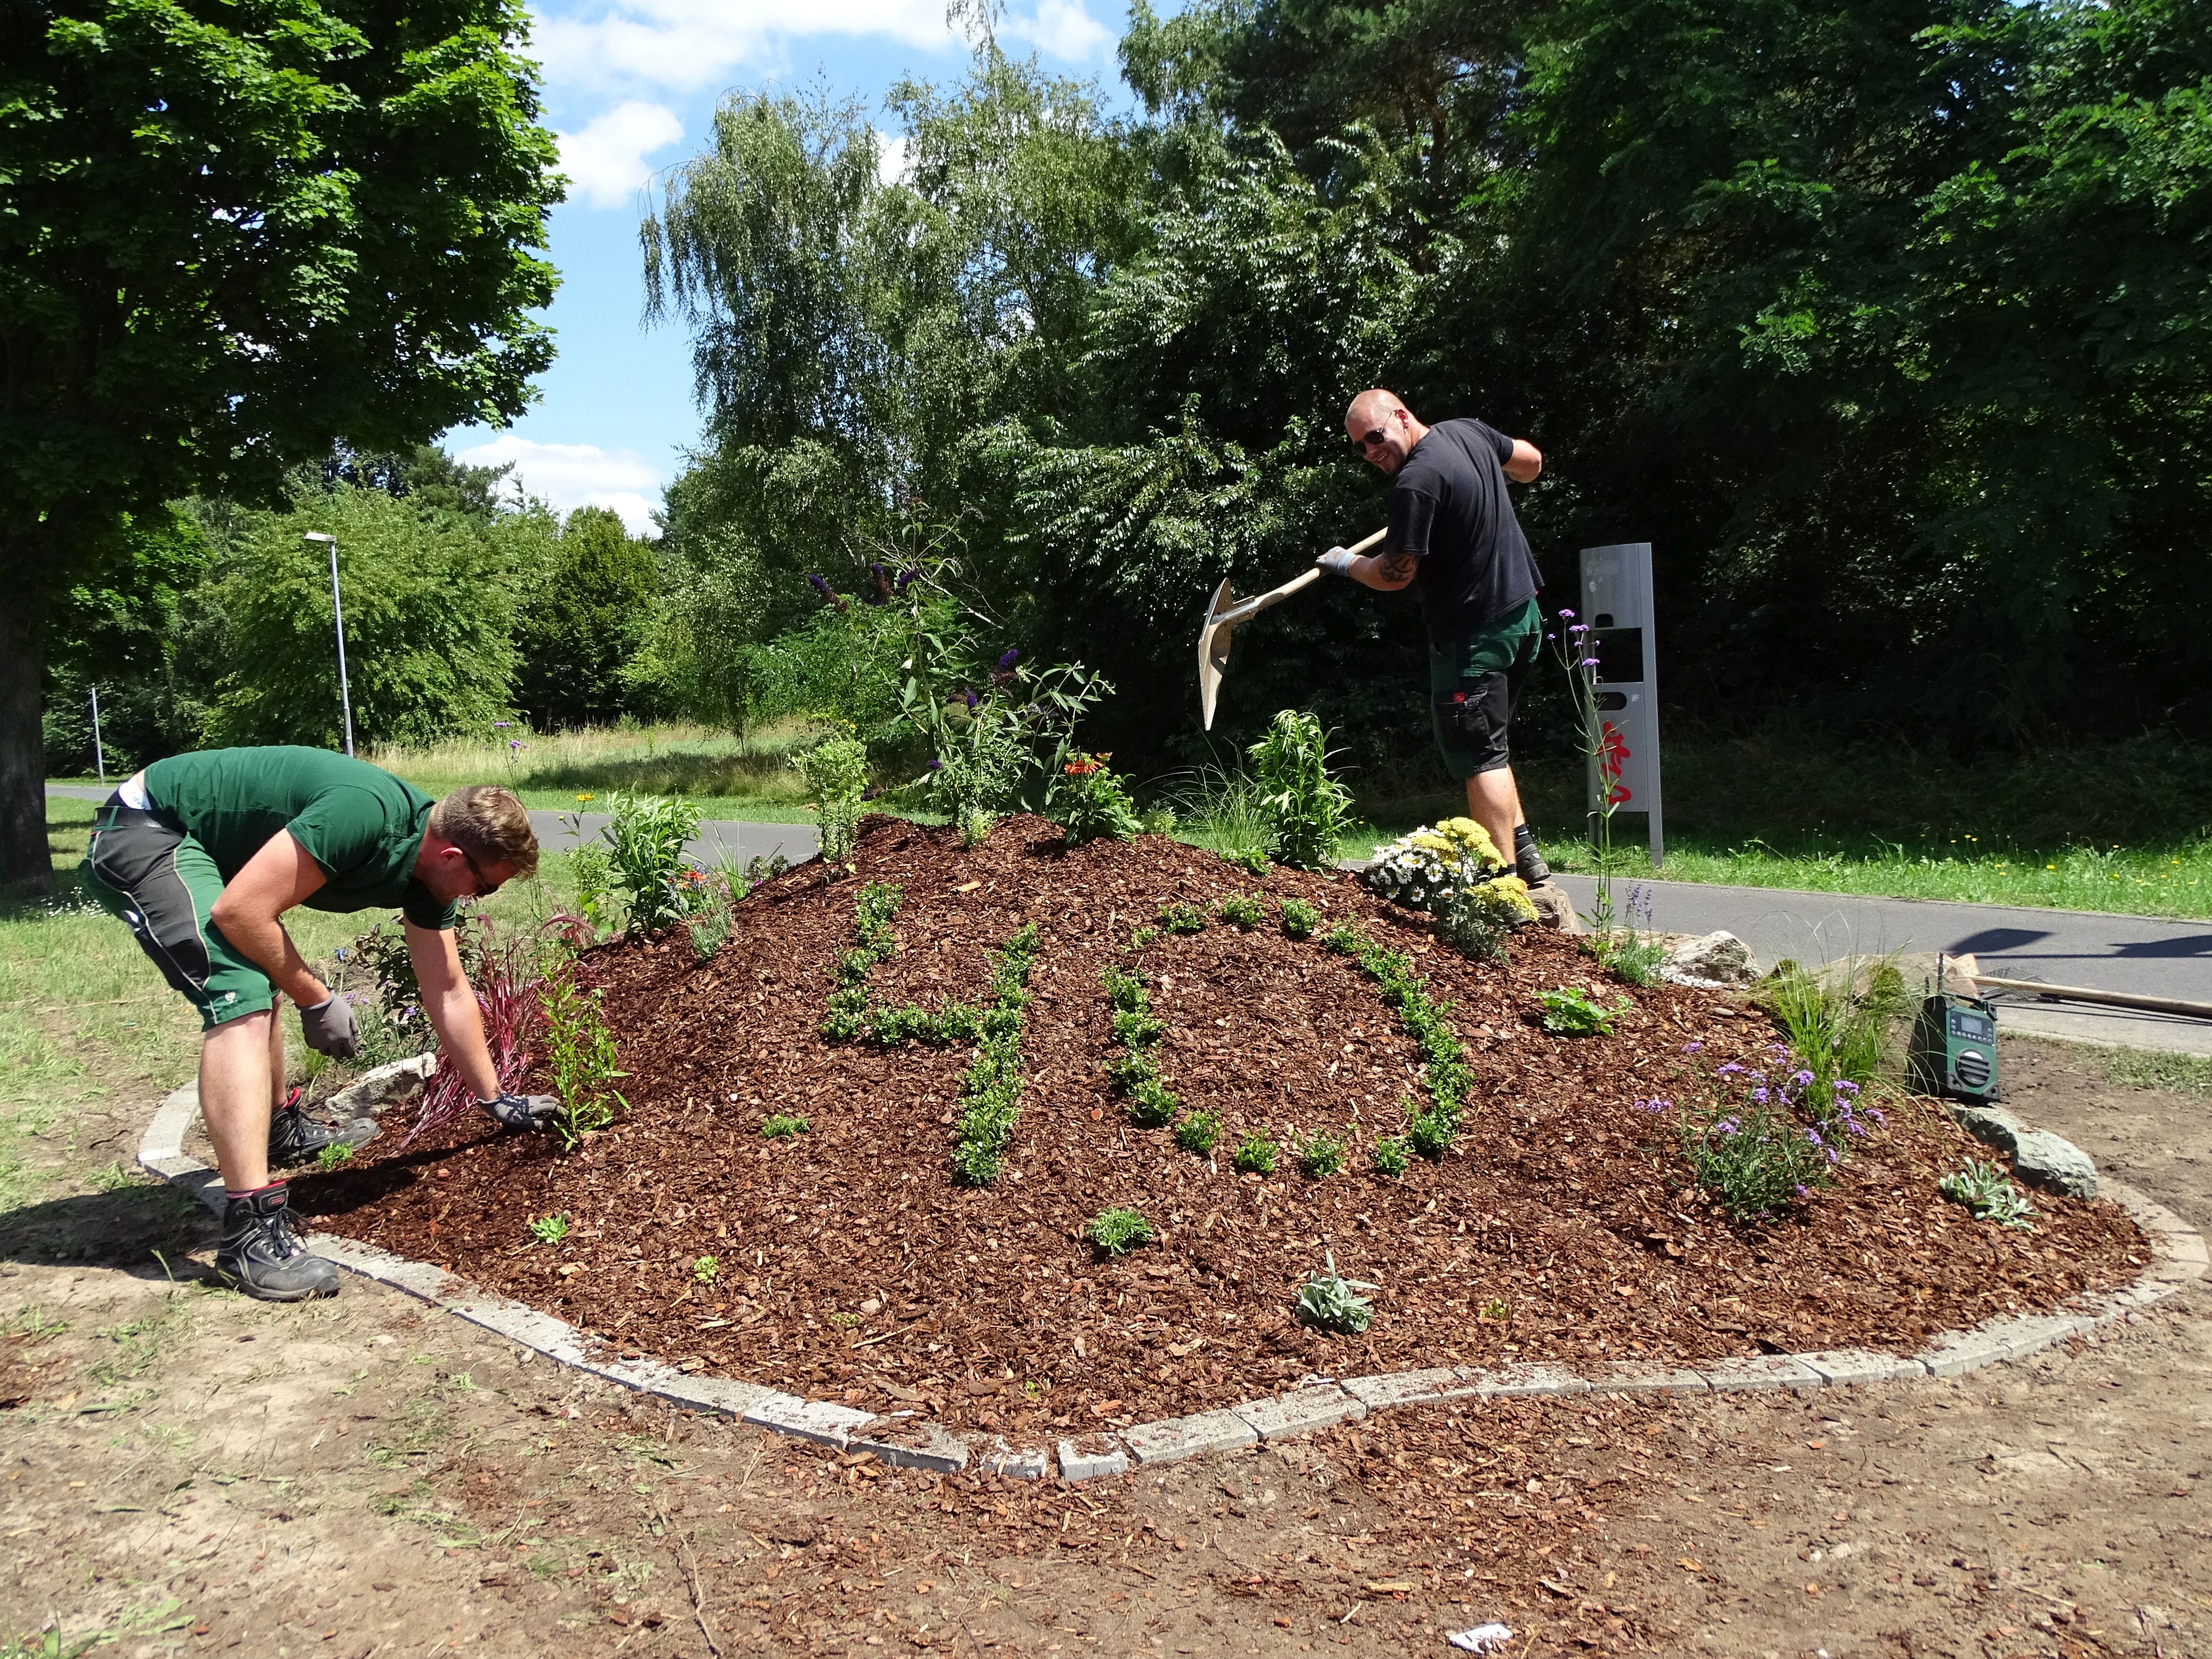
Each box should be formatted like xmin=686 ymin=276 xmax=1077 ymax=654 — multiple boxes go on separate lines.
xmin=1315 ymin=389 xmax=1552 ymax=887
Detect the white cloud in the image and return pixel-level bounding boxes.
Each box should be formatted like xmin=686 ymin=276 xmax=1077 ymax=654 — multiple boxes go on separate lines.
xmin=875 ymin=129 xmax=910 ymax=187
xmin=531 ymin=0 xmax=950 ymax=99
xmin=1000 ymin=0 xmax=1110 ymax=60
xmin=458 ymin=435 xmax=665 ymax=537
xmin=557 ymin=101 xmax=685 ymax=208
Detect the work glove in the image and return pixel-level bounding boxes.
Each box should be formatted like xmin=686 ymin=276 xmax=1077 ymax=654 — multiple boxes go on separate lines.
xmin=298 ymin=994 xmax=359 ymax=1059
xmin=1314 ymin=546 xmax=1360 ymax=578
xmin=479 ymin=1092 xmax=559 ymax=1133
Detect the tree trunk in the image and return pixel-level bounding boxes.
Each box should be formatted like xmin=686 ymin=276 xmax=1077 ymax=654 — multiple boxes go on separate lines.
xmin=0 ymin=576 xmax=53 ymax=899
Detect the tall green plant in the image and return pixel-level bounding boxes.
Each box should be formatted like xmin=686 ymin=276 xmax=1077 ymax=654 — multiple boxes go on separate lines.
xmin=599 ymin=792 xmax=703 ymax=933
xmin=796 ymin=735 xmax=870 ymax=871
xmin=540 ymin=965 xmax=628 ymax=1151
xmin=1249 ymin=708 xmax=1354 ymax=869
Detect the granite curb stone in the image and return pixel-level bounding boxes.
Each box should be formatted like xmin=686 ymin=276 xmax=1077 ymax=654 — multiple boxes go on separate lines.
xmin=133 ymin=1079 xmax=2203 ymax=1486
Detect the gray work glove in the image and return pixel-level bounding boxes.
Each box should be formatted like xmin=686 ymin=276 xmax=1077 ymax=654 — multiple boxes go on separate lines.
xmin=479 ymin=1092 xmax=559 ymax=1132
xmin=1314 ymin=546 xmax=1360 ymax=578
xmin=298 ymin=994 xmax=359 ymax=1059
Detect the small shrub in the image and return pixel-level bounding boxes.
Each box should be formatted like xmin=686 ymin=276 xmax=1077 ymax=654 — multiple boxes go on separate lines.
xmin=1479 ymin=1297 xmax=1510 ymax=1322
xmin=760 ymin=1113 xmax=810 ymax=1138
xmin=1939 ymin=1160 xmax=2036 ymax=1229
xmin=947 ymin=923 xmax=1042 ymax=1185
xmin=1139 ymin=805 xmax=1178 ymax=836
xmin=1174 ymin=1111 xmax=1222 ymax=1155
xmin=1278 ymin=896 xmax=1320 ymax=940
xmin=957 ymin=806 xmax=996 ymax=849
xmin=796 ymin=734 xmax=870 ymax=871
xmin=1127 ymin=924 xmax=1161 ymax=950
xmin=1217 ymin=892 xmax=1264 ymax=930
xmin=1432 ymin=878 xmax=1536 ymax=962
xmin=1249 ymin=709 xmax=1356 ymax=869
xmin=1052 ymin=752 xmax=1143 ymax=846
xmin=1371 ymin=1135 xmax=1409 ymax=1177
xmin=692 ymin=1254 xmax=719 ymax=1284
xmin=540 ymin=964 xmax=629 ymax=1151
xmin=1407 ymin=1110 xmax=1457 ymax=1160
xmin=1106 ymin=1048 xmax=1159 ymax=1090
xmin=1227 ymin=847 xmax=1271 ymax=877
xmin=1102 ymin=965 xmax=1147 ymax=1012
xmin=1232 ymin=1131 xmax=1277 ymax=1174
xmin=1111 ymin=1007 xmax=1166 ymax=1046
xmin=1294 ymin=1250 xmax=1377 ymax=1335
xmin=1158 ymin=901 xmax=1208 ymax=934
xmin=821 ymin=882 xmax=904 ymax=1040
xmin=1086 ymin=1207 xmax=1153 ymax=1256
xmin=1127 ymin=1077 xmax=1179 ymax=1128
xmin=1296 ymin=1129 xmax=1347 ymax=1178
xmin=1679 ymin=1098 xmax=1832 ymax=1222
xmin=1540 ymin=985 xmax=1629 ymax=1037
xmin=528 ymin=1214 xmax=570 ymax=1244
xmin=314 ymin=1141 xmax=356 ymax=1172
xmin=602 ymin=791 xmax=704 ymax=933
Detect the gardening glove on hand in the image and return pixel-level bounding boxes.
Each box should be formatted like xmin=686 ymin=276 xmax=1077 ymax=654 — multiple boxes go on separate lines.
xmin=479 ymin=1092 xmax=558 ymax=1133
xmin=298 ymin=994 xmax=359 ymax=1059
xmin=1313 ymin=546 xmax=1360 ymax=579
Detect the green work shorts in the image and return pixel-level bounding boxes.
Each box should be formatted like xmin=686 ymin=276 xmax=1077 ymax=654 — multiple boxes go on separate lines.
xmin=1427 ymin=597 xmax=1543 ymax=779
xmin=80 ymin=797 xmax=275 ymax=1029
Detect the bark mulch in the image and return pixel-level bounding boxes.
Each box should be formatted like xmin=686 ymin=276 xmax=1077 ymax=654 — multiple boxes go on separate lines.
xmin=296 ymin=815 xmax=2142 ymax=1441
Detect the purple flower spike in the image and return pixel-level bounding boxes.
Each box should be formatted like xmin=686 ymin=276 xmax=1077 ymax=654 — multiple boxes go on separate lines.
xmin=1559 ymin=608 xmax=1575 ymax=620
xmin=998 ymin=647 xmax=1021 ymax=669
xmin=963 ymin=688 xmax=980 ymax=709
xmin=1681 ymin=1040 xmax=1703 ymax=1054
xmin=1793 ymin=1069 xmax=1815 ymax=1086
xmin=807 ymin=573 xmax=833 ymax=598
xmin=1751 ymin=1086 xmax=1770 ymax=1104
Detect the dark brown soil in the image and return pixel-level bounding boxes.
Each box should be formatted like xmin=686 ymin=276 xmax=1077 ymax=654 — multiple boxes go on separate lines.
xmin=295 ymin=817 xmax=2142 ymax=1438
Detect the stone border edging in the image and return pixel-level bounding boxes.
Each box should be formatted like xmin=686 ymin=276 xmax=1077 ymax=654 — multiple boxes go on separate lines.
xmin=138 ymin=1081 xmax=2208 ymax=1483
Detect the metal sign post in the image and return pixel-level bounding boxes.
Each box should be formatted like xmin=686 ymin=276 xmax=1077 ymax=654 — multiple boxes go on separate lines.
xmin=1578 ymin=543 xmax=1664 ymax=867
xmin=89 ymin=685 xmax=105 ymax=784
xmin=303 ymin=532 xmax=355 ymax=757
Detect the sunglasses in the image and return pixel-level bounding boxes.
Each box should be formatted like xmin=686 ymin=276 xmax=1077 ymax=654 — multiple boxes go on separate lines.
xmin=459 ymin=847 xmax=504 ymax=898
xmin=1349 ymin=426 xmax=1390 ymax=457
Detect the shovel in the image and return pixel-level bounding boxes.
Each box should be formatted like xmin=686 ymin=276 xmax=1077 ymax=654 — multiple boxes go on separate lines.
xmin=1197 ymin=528 xmax=1384 ymax=729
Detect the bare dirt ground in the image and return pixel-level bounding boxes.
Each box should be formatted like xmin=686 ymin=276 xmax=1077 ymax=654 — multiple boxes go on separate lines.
xmin=1 ymin=1032 xmax=2206 ymax=1659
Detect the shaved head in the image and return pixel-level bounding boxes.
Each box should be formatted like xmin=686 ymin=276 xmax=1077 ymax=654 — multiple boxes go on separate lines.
xmin=1345 ymin=388 xmax=1426 ymax=475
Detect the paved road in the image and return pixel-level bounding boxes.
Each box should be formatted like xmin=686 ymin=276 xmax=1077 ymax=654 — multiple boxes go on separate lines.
xmin=48 ymin=784 xmax=2209 ymax=1053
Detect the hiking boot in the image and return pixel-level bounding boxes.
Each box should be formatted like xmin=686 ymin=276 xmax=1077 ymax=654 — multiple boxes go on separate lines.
xmin=214 ymin=1184 xmax=340 ymax=1301
xmin=1513 ymin=825 xmax=1551 ymax=886
xmin=267 ymin=1092 xmax=379 ymax=1169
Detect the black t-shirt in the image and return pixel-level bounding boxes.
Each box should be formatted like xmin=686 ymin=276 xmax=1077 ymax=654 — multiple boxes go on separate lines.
xmin=1386 ymin=417 xmax=1544 ymax=643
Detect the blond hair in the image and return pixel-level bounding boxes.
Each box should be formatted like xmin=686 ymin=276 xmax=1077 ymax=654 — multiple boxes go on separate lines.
xmin=431 ymin=786 xmax=539 ymax=879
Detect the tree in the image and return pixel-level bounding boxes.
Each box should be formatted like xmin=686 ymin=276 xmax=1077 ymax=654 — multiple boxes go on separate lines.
xmin=0 ymin=0 xmax=561 ymax=893
xmin=513 ymin=508 xmax=661 ymax=730
xmin=207 ymin=482 xmax=525 ymax=751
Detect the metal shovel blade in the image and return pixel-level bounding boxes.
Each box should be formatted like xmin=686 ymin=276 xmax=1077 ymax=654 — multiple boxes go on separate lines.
xmin=1198 ymin=577 xmax=1239 ymax=731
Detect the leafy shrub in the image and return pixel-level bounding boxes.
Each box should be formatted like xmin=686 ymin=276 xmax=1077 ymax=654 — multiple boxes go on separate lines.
xmin=540 ymin=964 xmax=629 ymax=1151
xmin=1278 ymin=896 xmax=1320 ymax=940
xmin=1227 ymin=847 xmax=1270 ymax=877
xmin=957 ymin=806 xmax=997 ymax=849
xmin=1432 ymin=877 xmax=1536 ymax=962
xmin=948 ymin=924 xmax=1042 ymax=1183
xmin=760 ymin=1113 xmax=810 ymax=1138
xmin=1159 ymin=902 xmax=1207 ymax=934
xmin=1371 ymin=1135 xmax=1409 ymax=1177
xmin=598 ymin=791 xmax=704 ymax=933
xmin=1111 ymin=1007 xmax=1166 ymax=1046
xmin=1249 ymin=709 xmax=1356 ymax=869
xmin=1322 ymin=924 xmax=1475 ymax=1127
xmin=1052 ymin=752 xmax=1143 ymax=846
xmin=315 ymin=1141 xmax=356 ymax=1172
xmin=1232 ymin=1131 xmax=1277 ymax=1174
xmin=1295 ymin=1252 xmax=1377 ymax=1334
xmin=528 ymin=1215 xmax=570 ymax=1243
xmin=1086 ymin=1207 xmax=1153 ymax=1256
xmin=1406 ymin=1110 xmax=1457 ymax=1159
xmin=1939 ymin=1160 xmax=2036 ymax=1229
xmin=821 ymin=882 xmax=905 ymax=1040
xmin=1539 ymin=985 xmax=1628 ymax=1036
xmin=1217 ymin=892 xmax=1264 ymax=930
xmin=1174 ymin=1111 xmax=1222 ymax=1155
xmin=692 ymin=1254 xmax=719 ymax=1284
xmin=1103 ymin=965 xmax=1147 ymax=1012
xmin=796 ymin=735 xmax=869 ymax=871
xmin=1296 ymin=1129 xmax=1347 ymax=1178
xmin=1127 ymin=1077 xmax=1179 ymax=1128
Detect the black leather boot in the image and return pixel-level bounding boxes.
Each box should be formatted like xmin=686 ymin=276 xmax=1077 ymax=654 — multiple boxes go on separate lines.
xmin=214 ymin=1183 xmax=339 ymax=1301
xmin=266 ymin=1090 xmax=379 ymax=1169
xmin=1513 ymin=823 xmax=1551 ymax=886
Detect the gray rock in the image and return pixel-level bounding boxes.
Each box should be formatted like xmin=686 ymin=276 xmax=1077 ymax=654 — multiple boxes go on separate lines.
xmin=2009 ymin=1128 xmax=2098 ymax=1199
xmin=1526 ymin=882 xmax=1587 ymax=936
xmin=1662 ymin=931 xmax=1759 ymax=987
xmin=1057 ymin=1439 xmax=1129 ymax=1482
xmin=325 ymin=1053 xmax=436 ymax=1118
xmin=1949 ymin=1104 xmax=2025 ymax=1153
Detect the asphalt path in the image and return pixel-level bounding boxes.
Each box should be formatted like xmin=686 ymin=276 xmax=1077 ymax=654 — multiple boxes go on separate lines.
xmin=47 ymin=784 xmax=2210 ymax=1052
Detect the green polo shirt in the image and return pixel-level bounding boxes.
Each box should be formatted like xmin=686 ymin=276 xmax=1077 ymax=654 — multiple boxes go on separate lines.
xmin=141 ymin=747 xmax=459 ymax=931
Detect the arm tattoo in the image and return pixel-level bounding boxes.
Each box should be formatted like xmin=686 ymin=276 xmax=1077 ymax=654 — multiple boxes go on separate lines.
xmin=1379 ymin=550 xmax=1418 ymax=584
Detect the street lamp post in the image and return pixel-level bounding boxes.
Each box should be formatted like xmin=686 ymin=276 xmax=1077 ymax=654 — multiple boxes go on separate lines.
xmin=302 ymin=532 xmax=355 ymax=758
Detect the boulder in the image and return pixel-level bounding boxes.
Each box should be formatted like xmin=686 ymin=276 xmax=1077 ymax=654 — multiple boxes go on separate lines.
xmin=1525 ymin=881 xmax=1587 ymax=935
xmin=2009 ymin=1129 xmax=2099 ymax=1200
xmin=324 ymin=1052 xmax=436 ymax=1119
xmin=1662 ymin=930 xmax=1760 ymax=988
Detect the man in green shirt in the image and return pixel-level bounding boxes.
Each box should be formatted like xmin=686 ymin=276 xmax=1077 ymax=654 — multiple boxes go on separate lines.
xmin=81 ymin=747 xmax=557 ymax=1301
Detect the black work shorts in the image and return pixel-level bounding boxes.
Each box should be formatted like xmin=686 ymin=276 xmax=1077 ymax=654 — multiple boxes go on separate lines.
xmin=1427 ymin=598 xmax=1543 ymax=779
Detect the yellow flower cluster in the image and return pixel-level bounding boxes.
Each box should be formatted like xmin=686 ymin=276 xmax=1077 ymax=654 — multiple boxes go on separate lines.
xmin=1410 ymin=817 xmax=1508 ymax=872
xmin=1463 ymin=872 xmax=1539 ymax=927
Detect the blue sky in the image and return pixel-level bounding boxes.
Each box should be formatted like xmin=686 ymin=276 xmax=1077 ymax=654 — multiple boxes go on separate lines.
xmin=448 ymin=0 xmax=1128 ymax=534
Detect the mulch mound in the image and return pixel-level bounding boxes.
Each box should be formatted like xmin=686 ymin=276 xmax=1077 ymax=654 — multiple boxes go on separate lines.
xmin=296 ymin=815 xmax=2141 ymax=1440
